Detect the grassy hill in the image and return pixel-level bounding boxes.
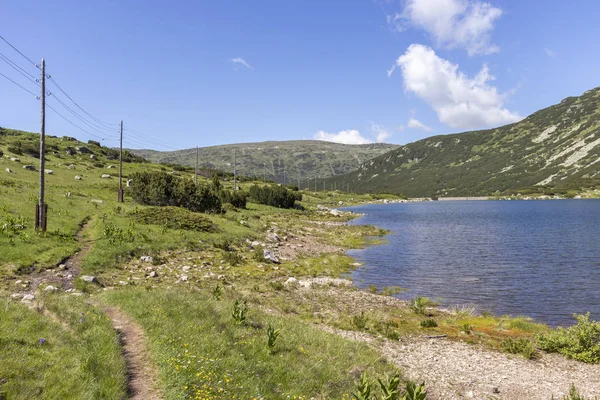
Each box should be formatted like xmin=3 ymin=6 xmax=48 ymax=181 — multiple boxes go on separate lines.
xmin=328 ymin=87 xmax=600 ymax=198
xmin=129 ymin=140 xmax=399 ymax=184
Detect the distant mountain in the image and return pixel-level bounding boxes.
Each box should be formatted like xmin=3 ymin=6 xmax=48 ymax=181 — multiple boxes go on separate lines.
xmin=129 ymin=141 xmax=399 ymax=183
xmin=328 ymin=88 xmax=600 ymax=197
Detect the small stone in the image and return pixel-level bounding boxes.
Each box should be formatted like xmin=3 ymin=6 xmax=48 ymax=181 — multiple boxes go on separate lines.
xmin=15 ymin=280 xmax=22 ymax=285
xmin=126 ymin=179 xmax=133 ymax=187
xmin=239 ymin=220 xmax=247 ymax=225
xmin=10 ymin=157 xmax=20 ymax=162
xmin=140 ymin=256 xmax=153 ymax=263
xmin=65 ymin=288 xmax=76 ymax=293
xmin=80 ymin=275 xmax=98 ymax=283
xmin=44 ymin=169 xmax=53 ymax=174
xmin=329 ymin=209 xmax=341 ymax=216
xmin=44 ymin=285 xmax=58 ymax=292
xmin=217 ymin=274 xmax=225 ymax=280
xmin=21 ymin=294 xmax=35 ymax=303
xmin=148 ymin=271 xmax=158 ymax=278
xmin=182 ymin=266 xmax=191 ymax=272
xmin=58 ymin=264 xmax=67 ymax=270
xmin=492 ymin=388 xmax=500 ymax=394
xmin=22 ymin=165 xmax=36 ymax=171
xmin=5 ymin=168 xmax=12 ymax=173
xmin=89 ymin=154 xmax=97 ymax=159
xmin=250 ymin=241 xmax=261 ymax=248
xmin=267 ymin=233 xmax=280 ymax=242
xmin=74 ymin=175 xmax=82 ymax=180
xmin=10 ymin=293 xmax=22 ymax=300
xmin=263 ymin=250 xmax=280 ymax=263
xmin=119 ymin=281 xmax=128 ymax=285
xmin=107 ymin=165 xmax=116 ymax=169
xmin=180 ymin=275 xmax=188 ymax=282
xmin=91 ymin=199 xmax=103 ymax=204
xmin=67 ymin=164 xmax=75 ymax=169
xmin=285 ymin=277 xmax=298 ymax=285
xmin=101 ymin=174 xmax=111 ymax=179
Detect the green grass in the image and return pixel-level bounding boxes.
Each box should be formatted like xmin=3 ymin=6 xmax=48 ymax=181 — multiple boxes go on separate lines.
xmin=0 ymin=293 xmax=127 ymax=399
xmin=101 ymin=287 xmax=395 ymax=399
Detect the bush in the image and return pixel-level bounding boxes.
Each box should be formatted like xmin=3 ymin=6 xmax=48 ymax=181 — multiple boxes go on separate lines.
xmin=537 ymin=313 xmax=600 ymax=363
xmin=129 ymin=171 xmax=221 ymax=213
xmin=249 ymin=184 xmax=298 ymax=208
xmin=420 ymin=319 xmax=438 ymax=328
xmin=501 ymin=337 xmax=537 ymax=359
xmin=128 ymin=206 xmax=215 ymax=232
xmin=88 ymin=140 xmax=101 ymax=147
xmin=218 ymin=189 xmax=248 ymax=209
xmin=0 ymin=148 xmax=3 ymax=157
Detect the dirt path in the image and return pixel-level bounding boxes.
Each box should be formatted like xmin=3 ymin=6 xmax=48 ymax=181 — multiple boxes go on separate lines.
xmin=327 ymin=328 xmax=600 ymax=400
xmin=27 ymin=218 xmax=93 ymax=292
xmin=103 ymin=306 xmax=162 ymax=400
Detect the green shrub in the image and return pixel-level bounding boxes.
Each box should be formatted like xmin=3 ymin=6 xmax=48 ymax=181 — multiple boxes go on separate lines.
xmin=267 ymin=324 xmax=281 ymax=351
xmin=420 ymin=319 xmax=438 ymax=328
xmin=129 ymin=171 xmax=221 ymax=213
xmin=249 ymin=184 xmax=298 ymax=208
xmin=232 ymin=300 xmax=248 ymax=325
xmin=353 ymin=312 xmax=368 ymax=330
xmin=501 ymin=337 xmax=537 ymax=359
xmin=408 ymin=297 xmax=427 ymax=315
xmin=554 ymin=384 xmax=598 ymax=400
xmin=218 ymin=189 xmax=248 ymax=209
xmin=129 ymin=206 xmax=215 ymax=232
xmin=537 ymin=313 xmax=600 ymax=363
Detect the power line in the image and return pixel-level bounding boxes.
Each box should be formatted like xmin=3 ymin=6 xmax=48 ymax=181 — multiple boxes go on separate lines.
xmin=48 ymin=76 xmax=118 ymax=129
xmin=50 ymin=92 xmax=118 ymax=137
xmin=0 ymin=52 xmax=39 ymax=85
xmin=0 ymin=35 xmax=37 ymax=67
xmin=123 ymin=128 xmax=180 ymax=150
xmin=0 ymin=71 xmax=38 ymax=97
xmin=46 ymin=102 xmax=111 ymax=141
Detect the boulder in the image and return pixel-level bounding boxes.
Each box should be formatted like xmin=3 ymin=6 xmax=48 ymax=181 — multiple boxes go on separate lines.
xmin=80 ymin=275 xmax=98 ymax=283
xmin=263 ymin=249 xmax=280 ymax=264
xmin=10 ymin=157 xmax=20 ymax=162
xmin=140 ymin=256 xmax=153 ymax=263
xmin=148 ymin=271 xmax=158 ymax=278
xmin=317 ymin=204 xmax=329 ymax=211
xmin=74 ymin=175 xmax=82 ymax=180
xmin=44 ymin=285 xmax=58 ymax=292
xmin=107 ymin=165 xmax=116 ymax=169
xmin=76 ymin=146 xmax=93 ymax=154
xmin=126 ymin=179 xmax=133 ymax=187
xmin=5 ymin=168 xmax=12 ymax=173
xmin=44 ymin=169 xmax=53 ymax=175
xmin=101 ymin=174 xmax=111 ymax=179
xmin=267 ymin=233 xmax=280 ymax=242
xmin=329 ymin=209 xmax=341 ymax=216
xmin=90 ymin=154 xmax=97 ymax=160
xmin=22 ymin=165 xmax=36 ymax=171
xmin=67 ymin=164 xmax=75 ymax=169
xmin=21 ymin=294 xmax=35 ymax=303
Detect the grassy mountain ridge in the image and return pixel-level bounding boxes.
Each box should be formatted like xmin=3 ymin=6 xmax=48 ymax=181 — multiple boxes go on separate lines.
xmin=328 ymin=87 xmax=600 ymax=197
xmin=129 ymin=140 xmax=399 ymax=183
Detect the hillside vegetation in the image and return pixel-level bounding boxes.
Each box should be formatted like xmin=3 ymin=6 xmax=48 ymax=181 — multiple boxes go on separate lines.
xmin=329 ymin=87 xmax=600 ymax=197
xmin=130 ymin=140 xmax=398 ymax=183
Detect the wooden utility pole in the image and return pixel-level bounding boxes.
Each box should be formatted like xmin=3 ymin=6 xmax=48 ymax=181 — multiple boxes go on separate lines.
xmin=233 ymin=148 xmax=237 ymax=190
xmin=36 ymin=58 xmax=47 ymax=232
xmin=118 ymin=120 xmax=124 ymax=202
xmin=314 ymin=176 xmax=317 ymax=193
xmin=194 ymin=146 xmax=198 ymax=186
xmin=263 ymin=163 xmax=266 ymax=183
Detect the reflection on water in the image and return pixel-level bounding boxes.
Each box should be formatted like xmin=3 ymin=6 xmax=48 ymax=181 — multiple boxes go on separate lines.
xmin=344 ymin=200 xmax=600 ymax=326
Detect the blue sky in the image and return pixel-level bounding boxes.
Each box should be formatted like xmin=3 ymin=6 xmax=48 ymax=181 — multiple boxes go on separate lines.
xmin=1 ymin=0 xmax=600 ymax=150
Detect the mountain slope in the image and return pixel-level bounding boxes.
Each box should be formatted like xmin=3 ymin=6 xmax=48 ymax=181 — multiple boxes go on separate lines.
xmin=129 ymin=141 xmax=398 ymax=183
xmin=329 ymin=88 xmax=600 ymax=197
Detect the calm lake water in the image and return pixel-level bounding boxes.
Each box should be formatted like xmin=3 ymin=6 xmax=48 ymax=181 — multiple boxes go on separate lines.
xmin=343 ymin=200 xmax=600 ymax=327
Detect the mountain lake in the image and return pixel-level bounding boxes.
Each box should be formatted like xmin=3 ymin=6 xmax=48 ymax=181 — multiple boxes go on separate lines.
xmin=344 ymin=199 xmax=600 ymax=327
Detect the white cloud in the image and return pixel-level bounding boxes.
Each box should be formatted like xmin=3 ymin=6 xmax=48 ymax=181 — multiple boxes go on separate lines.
xmin=407 ymin=117 xmax=433 ymax=132
xmin=314 ymin=129 xmax=372 ymax=145
xmin=544 ymin=48 xmax=557 ymax=57
xmin=371 ymin=122 xmax=393 ymax=143
xmin=389 ymin=0 xmax=502 ymax=55
xmin=390 ymin=44 xmax=521 ymax=130
xmin=230 ymin=57 xmax=252 ymax=70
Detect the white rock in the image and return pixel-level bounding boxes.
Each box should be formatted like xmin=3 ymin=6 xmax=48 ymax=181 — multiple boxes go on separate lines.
xmin=182 ymin=266 xmax=191 ymax=272
xmin=44 ymin=285 xmax=58 ymax=292
xmin=91 ymin=199 xmax=103 ymax=204
xmin=5 ymin=168 xmax=12 ymax=173
xmin=140 ymin=256 xmax=153 ymax=263
xmin=67 ymin=164 xmax=75 ymax=169
xmin=44 ymin=169 xmax=53 ymax=175
xmin=285 ymin=277 xmax=298 ymax=285
xmin=119 ymin=281 xmax=128 ymax=285
xmin=329 ymin=209 xmax=341 ymax=216
xmin=263 ymin=249 xmax=280 ymax=264
xmin=267 ymin=233 xmax=280 ymax=242
xmin=180 ymin=275 xmax=188 ymax=282
xmin=148 ymin=271 xmax=158 ymax=278
xmin=10 ymin=157 xmax=20 ymax=162
xmin=74 ymin=175 xmax=82 ymax=180
xmin=107 ymin=165 xmax=116 ymax=169
xmin=22 ymin=165 xmax=36 ymax=171
xmin=10 ymin=293 xmax=22 ymax=300
xmin=101 ymin=174 xmax=111 ymax=179
xmin=80 ymin=275 xmax=98 ymax=283
xmin=217 ymin=274 xmax=225 ymax=280
xmin=21 ymin=294 xmax=35 ymax=303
